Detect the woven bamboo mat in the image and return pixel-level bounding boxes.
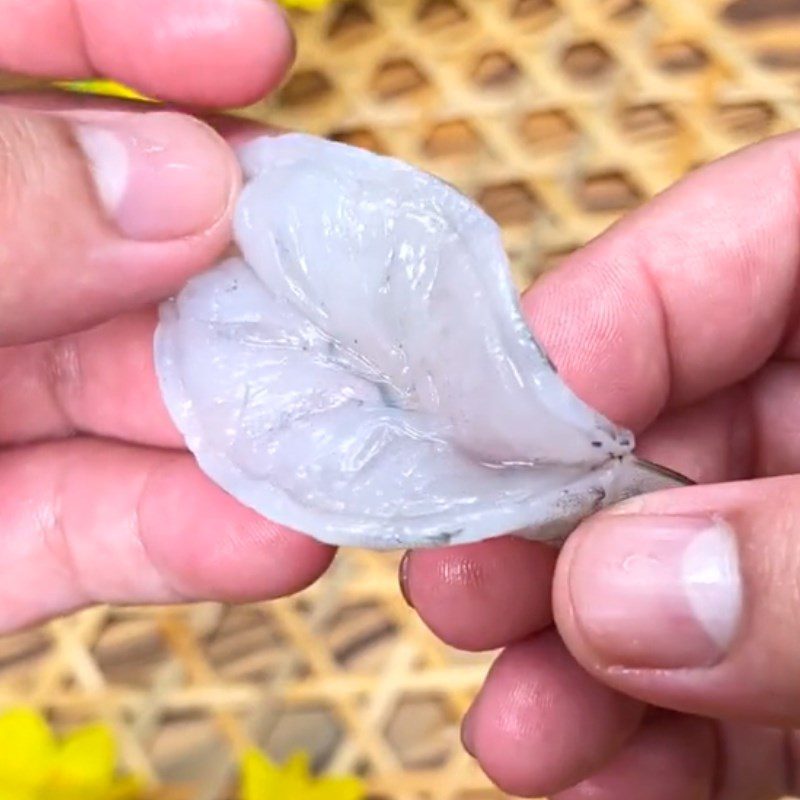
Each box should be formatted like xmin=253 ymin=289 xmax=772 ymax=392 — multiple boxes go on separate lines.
xmin=2 ymin=1 xmax=800 ymax=799
xmin=246 ymin=0 xmax=800 ymax=289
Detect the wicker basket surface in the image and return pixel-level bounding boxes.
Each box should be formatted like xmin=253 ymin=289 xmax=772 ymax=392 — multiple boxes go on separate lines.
xmin=2 ymin=1 xmax=800 ymax=799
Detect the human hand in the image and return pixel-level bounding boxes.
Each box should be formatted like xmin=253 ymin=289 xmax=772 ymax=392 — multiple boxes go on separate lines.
xmin=402 ymin=133 xmax=800 ymax=798
xmin=0 ymin=0 xmax=336 ymax=634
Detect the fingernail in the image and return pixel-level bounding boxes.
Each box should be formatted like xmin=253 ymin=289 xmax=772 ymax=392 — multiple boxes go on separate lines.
xmin=72 ymin=111 xmax=235 ymax=241
xmin=399 ymin=552 xmax=414 ymax=608
xmin=568 ymin=515 xmax=742 ymax=668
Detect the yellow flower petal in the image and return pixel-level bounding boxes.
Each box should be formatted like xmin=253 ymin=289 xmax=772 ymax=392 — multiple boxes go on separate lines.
xmin=0 ymin=708 xmax=56 ymax=790
xmin=106 ymin=775 xmax=144 ymax=800
xmin=240 ymin=750 xmax=314 ymax=798
xmin=0 ymin=711 xmax=142 ymax=800
xmin=240 ymin=749 xmax=283 ymax=800
xmin=0 ymin=789 xmax=38 ymax=800
xmin=284 ymin=751 xmax=312 ymax=781
xmin=46 ymin=724 xmax=117 ymax=799
xmin=239 ymin=749 xmax=365 ymax=800
xmin=53 ymin=79 xmax=152 ymax=102
xmin=306 ymin=776 xmax=365 ymax=800
xmin=278 ymin=0 xmax=333 ymax=10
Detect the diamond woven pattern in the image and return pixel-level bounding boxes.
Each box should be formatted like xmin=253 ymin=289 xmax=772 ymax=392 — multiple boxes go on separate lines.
xmin=1 ymin=1 xmax=800 ymax=799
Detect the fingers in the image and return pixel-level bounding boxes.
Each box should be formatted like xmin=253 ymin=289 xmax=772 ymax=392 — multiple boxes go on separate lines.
xmin=634 ymin=361 xmax=800 ymax=484
xmin=0 ymin=106 xmax=239 ymax=345
xmin=0 ymin=0 xmax=293 ymax=107
xmin=460 ymin=630 xmax=644 ymax=797
xmin=460 ymin=643 xmax=799 ymax=800
xmin=713 ymin=722 xmax=797 ymax=800
xmin=0 ymin=310 xmax=182 ymax=447
xmin=553 ymin=719 xmax=795 ymax=800
xmin=401 ymin=367 xmax=800 ymax=673
xmin=0 ymin=315 xmax=769 ymax=475
xmin=399 ymin=538 xmax=556 ymax=651
xmin=460 ymin=638 xmax=797 ymax=799
xmin=553 ymin=715 xmax=715 ymax=800
xmin=403 ymin=133 xmax=800 ymax=655
xmin=0 ymin=438 xmax=334 ymax=633
xmin=522 ymin=131 xmax=800 ymax=433
xmin=554 ymin=476 xmax=800 ymax=727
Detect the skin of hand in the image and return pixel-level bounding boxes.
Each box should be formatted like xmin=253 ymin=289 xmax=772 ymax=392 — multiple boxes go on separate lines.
xmin=0 ymin=0 xmax=337 ymax=632
xmin=2 ymin=4 xmax=799 ymax=799
xmin=401 ymin=134 xmax=800 ymax=799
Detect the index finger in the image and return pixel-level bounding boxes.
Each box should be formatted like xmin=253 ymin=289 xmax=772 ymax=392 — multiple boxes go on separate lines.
xmin=0 ymin=0 xmax=294 ymax=107
xmin=523 ymin=131 xmax=800 ymax=433
xmin=405 ymin=131 xmax=800 ymax=652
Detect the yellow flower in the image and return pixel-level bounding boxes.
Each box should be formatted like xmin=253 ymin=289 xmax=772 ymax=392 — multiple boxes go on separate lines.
xmin=53 ymin=79 xmax=153 ymax=102
xmin=240 ymin=749 xmax=364 ymax=800
xmin=277 ymin=0 xmax=334 ymax=10
xmin=0 ymin=709 xmax=142 ymax=800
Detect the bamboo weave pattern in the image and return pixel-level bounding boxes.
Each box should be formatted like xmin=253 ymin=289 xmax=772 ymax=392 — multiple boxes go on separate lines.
xmin=1 ymin=1 xmax=800 ymax=798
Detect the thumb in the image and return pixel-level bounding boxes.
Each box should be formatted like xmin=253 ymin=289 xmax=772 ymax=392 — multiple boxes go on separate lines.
xmin=0 ymin=104 xmax=238 ymax=345
xmin=553 ymin=476 xmax=800 ymax=726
